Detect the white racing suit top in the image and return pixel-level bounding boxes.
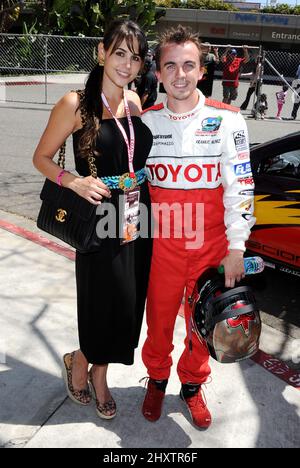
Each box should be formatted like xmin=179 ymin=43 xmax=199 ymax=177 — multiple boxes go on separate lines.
xmin=141 ymin=90 xmax=256 ymax=251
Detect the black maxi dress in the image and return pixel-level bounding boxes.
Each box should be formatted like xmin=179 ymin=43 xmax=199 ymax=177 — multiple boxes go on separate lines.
xmin=72 ymin=116 xmax=153 ymax=365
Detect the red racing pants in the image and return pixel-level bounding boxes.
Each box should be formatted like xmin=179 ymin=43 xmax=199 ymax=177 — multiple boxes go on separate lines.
xmin=142 ymin=227 xmax=228 ymax=384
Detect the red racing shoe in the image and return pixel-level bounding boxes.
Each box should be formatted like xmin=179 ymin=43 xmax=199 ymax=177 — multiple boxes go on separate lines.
xmin=180 ymin=383 xmax=212 ymax=429
xmin=141 ymin=378 xmax=168 ymax=422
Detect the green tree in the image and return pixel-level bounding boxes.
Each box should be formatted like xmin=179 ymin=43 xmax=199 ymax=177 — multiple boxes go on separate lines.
xmin=155 ymin=0 xmax=235 ymax=11
xmin=22 ymin=0 xmax=166 ymax=36
xmin=262 ymin=4 xmax=300 ymax=15
xmin=126 ymin=0 xmax=166 ymax=34
xmin=0 ymin=0 xmax=23 ymax=32
xmin=155 ymin=0 xmax=299 ymax=14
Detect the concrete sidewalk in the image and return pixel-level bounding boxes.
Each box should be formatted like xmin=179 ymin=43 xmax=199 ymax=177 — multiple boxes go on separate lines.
xmin=0 ymin=210 xmax=299 ymax=449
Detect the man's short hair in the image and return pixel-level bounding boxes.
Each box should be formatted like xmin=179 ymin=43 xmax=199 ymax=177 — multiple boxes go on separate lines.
xmin=155 ymin=25 xmax=203 ymax=71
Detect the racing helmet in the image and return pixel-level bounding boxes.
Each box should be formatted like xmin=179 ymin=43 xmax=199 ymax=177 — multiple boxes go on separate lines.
xmin=190 ymin=268 xmax=261 ymax=363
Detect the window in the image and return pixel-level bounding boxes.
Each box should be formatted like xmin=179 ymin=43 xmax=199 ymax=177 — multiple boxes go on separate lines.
xmin=260 ymin=149 xmax=300 ymax=179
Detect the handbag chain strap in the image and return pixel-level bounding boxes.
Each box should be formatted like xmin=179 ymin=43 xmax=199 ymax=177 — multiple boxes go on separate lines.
xmin=57 ymin=90 xmax=98 ymax=179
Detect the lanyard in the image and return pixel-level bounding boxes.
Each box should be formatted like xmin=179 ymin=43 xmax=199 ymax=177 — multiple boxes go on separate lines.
xmin=101 ymin=91 xmax=135 ymax=178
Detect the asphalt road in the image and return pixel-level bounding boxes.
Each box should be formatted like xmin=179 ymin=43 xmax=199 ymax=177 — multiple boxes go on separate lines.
xmin=0 ymin=79 xmax=299 ymax=334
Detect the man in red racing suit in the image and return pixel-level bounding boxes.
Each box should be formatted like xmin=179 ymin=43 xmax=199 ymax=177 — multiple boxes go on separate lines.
xmin=140 ymin=26 xmax=255 ymax=429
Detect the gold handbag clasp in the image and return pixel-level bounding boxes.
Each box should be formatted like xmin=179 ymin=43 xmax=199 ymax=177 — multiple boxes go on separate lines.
xmin=55 ymin=208 xmax=67 ymax=222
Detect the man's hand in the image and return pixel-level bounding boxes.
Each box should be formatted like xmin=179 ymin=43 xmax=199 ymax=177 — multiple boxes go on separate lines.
xmin=220 ymin=250 xmax=245 ymax=288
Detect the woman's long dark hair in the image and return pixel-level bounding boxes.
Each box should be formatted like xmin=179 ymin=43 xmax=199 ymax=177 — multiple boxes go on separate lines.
xmin=78 ymin=20 xmax=148 ymax=159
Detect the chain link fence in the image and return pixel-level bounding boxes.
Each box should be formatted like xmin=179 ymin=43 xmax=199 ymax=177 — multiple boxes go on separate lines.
xmin=197 ymin=44 xmax=260 ymax=106
xmin=257 ymin=50 xmax=300 ymax=120
xmin=0 ymin=34 xmax=100 ymax=104
xmin=0 ymin=34 xmax=300 ymax=121
xmin=197 ymin=45 xmax=300 ymax=121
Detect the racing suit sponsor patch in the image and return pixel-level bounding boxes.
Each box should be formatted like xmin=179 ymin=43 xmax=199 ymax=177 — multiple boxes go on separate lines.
xmin=168 ymin=112 xmax=195 ymax=121
xmin=239 ymin=189 xmax=254 ymax=196
xmin=195 ymin=116 xmax=223 ymax=136
xmin=233 ymin=130 xmax=247 ymax=151
xmin=201 ymin=116 xmax=222 ymax=132
xmin=242 ymin=213 xmax=253 ymax=221
xmin=237 ymin=151 xmax=250 ymax=160
xmin=234 ymin=162 xmax=252 ymax=176
xmin=238 ymin=176 xmax=254 ymax=185
xmin=239 ymin=199 xmax=253 ymax=211
xmin=146 ymin=158 xmax=222 ymax=189
xmin=195 ymin=138 xmax=221 ymax=145
xmin=153 ymin=134 xmax=174 ymax=146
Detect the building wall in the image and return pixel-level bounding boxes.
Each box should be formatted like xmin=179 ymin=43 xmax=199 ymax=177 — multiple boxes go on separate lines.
xmin=156 ymin=9 xmax=300 ymax=48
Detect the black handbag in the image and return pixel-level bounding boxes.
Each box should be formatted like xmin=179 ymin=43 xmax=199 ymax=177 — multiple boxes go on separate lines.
xmin=37 ymin=91 xmax=105 ymax=253
xmin=37 ymin=178 xmax=104 ymax=253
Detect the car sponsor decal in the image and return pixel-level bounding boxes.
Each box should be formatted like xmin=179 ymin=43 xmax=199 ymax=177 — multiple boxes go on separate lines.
xmin=247 ymin=238 xmax=300 ymax=267
xmin=233 ymin=130 xmax=247 ymax=151
xmin=279 ymin=266 xmax=300 ymax=277
xmin=234 ymin=162 xmax=252 ymax=176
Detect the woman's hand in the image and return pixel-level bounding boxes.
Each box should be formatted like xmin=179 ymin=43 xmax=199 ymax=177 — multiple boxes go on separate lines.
xmin=68 ymin=175 xmax=111 ymax=205
xmin=219 ymin=250 xmax=245 ymax=288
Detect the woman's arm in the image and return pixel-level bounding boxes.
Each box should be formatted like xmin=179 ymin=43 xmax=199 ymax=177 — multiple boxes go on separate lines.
xmin=33 ymin=92 xmax=111 ymax=205
xmin=33 ymin=92 xmax=79 ymax=185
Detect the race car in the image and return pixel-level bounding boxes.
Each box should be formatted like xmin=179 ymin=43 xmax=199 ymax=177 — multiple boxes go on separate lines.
xmin=247 ymin=131 xmax=300 ymax=277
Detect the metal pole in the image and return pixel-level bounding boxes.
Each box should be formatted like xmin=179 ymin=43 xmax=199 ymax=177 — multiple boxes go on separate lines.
xmin=264 ymin=57 xmax=296 ymax=95
xmin=254 ymin=47 xmax=265 ymax=120
xmin=44 ymin=36 xmax=48 ymax=104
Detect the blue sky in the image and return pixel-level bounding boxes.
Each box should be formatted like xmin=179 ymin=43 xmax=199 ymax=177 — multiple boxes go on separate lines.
xmin=243 ymin=0 xmax=299 ymax=5
xmin=259 ymin=0 xmax=299 ymax=5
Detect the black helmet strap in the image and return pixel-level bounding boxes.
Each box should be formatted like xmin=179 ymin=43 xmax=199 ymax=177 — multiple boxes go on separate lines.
xmin=205 ymin=286 xmax=257 ymax=330
xmin=208 ymin=303 xmax=257 ymax=329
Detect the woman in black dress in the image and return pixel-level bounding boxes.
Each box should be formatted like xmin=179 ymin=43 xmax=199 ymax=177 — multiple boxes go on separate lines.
xmin=33 ymin=20 xmax=153 ymax=419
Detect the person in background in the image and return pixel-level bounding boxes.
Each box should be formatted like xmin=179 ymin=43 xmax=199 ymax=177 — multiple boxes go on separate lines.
xmin=257 ymin=93 xmax=268 ymax=120
xmin=291 ymin=77 xmax=300 ymax=120
xmin=197 ymin=42 xmax=219 ymax=98
xmin=221 ymin=45 xmax=249 ymax=105
xmin=136 ymin=58 xmax=158 ymax=110
xmin=146 ymin=48 xmax=157 ymax=73
xmin=240 ymin=56 xmax=262 ymax=111
xmin=276 ymin=84 xmax=289 ymax=119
